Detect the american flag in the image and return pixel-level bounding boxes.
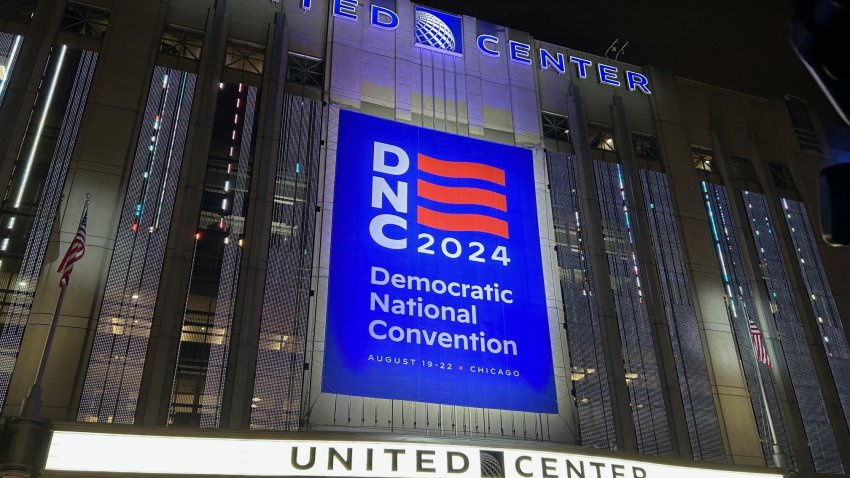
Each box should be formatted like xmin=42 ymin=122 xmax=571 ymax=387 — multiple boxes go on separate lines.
xmin=57 ymin=202 xmax=88 ymax=288
xmin=749 ymin=319 xmax=772 ymax=368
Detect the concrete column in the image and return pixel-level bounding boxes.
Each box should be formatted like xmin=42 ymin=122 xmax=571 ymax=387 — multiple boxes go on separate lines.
xmin=0 ymin=0 xmax=67 ymax=193
xmin=611 ymin=94 xmax=691 ymax=459
xmin=135 ymin=0 xmax=229 ymax=426
xmin=220 ymin=11 xmax=288 ymax=429
xmin=566 ymin=84 xmax=637 ymax=453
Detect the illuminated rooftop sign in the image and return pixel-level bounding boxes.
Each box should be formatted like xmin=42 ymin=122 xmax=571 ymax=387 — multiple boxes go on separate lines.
xmin=317 ymin=0 xmax=651 ymax=94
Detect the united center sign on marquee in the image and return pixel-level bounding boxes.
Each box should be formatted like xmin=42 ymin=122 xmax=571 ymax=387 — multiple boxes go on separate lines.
xmin=322 ymin=110 xmax=556 ymax=413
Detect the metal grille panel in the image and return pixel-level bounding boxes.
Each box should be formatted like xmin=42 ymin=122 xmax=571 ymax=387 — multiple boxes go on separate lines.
xmin=640 ymin=170 xmax=725 ymax=462
xmin=250 ymin=95 xmax=323 ymax=430
xmin=594 ymin=161 xmax=672 ymax=457
xmin=0 ymin=32 xmax=24 ymax=106
xmin=78 ymin=67 xmax=196 ymax=423
xmin=0 ymin=47 xmax=97 ymax=413
xmin=546 ymin=151 xmax=615 ymax=449
xmin=781 ymin=198 xmax=850 ymax=438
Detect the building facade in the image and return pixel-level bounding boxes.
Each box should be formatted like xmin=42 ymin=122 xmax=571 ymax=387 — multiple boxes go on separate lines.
xmin=0 ymin=0 xmax=848 ymax=476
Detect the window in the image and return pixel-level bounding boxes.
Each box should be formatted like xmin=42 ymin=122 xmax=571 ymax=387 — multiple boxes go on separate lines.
xmin=769 ymin=161 xmax=796 ymax=191
xmin=785 ymin=96 xmax=821 ymax=153
xmin=692 ymin=146 xmax=715 ymax=173
xmin=62 ymin=2 xmax=110 ymax=39
xmin=730 ymin=155 xmax=758 ymax=183
xmin=286 ymin=53 xmax=324 ymax=88
xmin=632 ymin=133 xmax=659 ymax=162
xmin=588 ymin=123 xmax=615 ymax=151
xmin=541 ymin=112 xmax=571 ymax=142
xmin=160 ymin=24 xmax=203 ymax=61
xmin=225 ymin=39 xmax=265 ymax=75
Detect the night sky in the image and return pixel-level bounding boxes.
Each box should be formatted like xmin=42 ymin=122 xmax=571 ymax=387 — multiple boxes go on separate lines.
xmin=418 ymin=0 xmax=840 ymax=126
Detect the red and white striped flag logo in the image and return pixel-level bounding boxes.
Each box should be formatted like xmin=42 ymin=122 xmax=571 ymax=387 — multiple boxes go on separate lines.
xmin=749 ymin=319 xmax=772 ymax=368
xmin=57 ymin=206 xmax=88 ymax=288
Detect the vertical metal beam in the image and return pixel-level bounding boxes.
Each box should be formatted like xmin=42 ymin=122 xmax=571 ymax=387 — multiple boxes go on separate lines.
xmin=611 ymin=94 xmax=691 ymax=459
xmin=135 ymin=0 xmax=230 ymax=426
xmin=220 ymin=11 xmax=288 ymax=429
xmin=566 ymin=85 xmax=637 ymax=453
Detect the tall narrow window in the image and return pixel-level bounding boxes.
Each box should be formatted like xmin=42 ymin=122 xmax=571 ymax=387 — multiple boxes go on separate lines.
xmin=0 ymin=45 xmax=98 ymax=413
xmin=701 ymin=181 xmax=797 ymax=469
xmin=595 ymin=161 xmax=672 ymax=457
xmin=250 ymin=95 xmax=323 ymax=430
xmin=641 ymin=170 xmax=725 ymax=462
xmin=743 ymin=191 xmax=842 ymax=473
xmin=547 ymin=151 xmax=615 ymax=449
xmin=782 ymin=198 xmax=850 ymax=437
xmin=78 ymin=67 xmax=196 ymax=424
xmin=167 ymin=83 xmax=260 ymax=427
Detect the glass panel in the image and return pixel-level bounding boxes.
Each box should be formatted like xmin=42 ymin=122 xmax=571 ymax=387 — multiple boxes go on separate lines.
xmin=743 ymin=191 xmax=842 ymax=473
xmin=167 ymin=82 xmax=259 ymax=427
xmin=547 ymin=151 xmax=615 ymax=449
xmin=0 ymin=45 xmax=98 ymax=412
xmin=594 ymin=160 xmax=672 ymax=456
xmin=641 ymin=170 xmax=725 ymax=462
xmin=782 ymin=198 xmax=850 ymax=439
xmin=700 ymin=181 xmax=797 ymax=469
xmin=0 ymin=32 xmax=24 ymax=106
xmin=78 ymin=66 xmax=196 ymax=424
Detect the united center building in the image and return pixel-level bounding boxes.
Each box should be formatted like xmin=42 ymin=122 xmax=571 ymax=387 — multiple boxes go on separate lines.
xmin=0 ymin=0 xmax=847 ymax=477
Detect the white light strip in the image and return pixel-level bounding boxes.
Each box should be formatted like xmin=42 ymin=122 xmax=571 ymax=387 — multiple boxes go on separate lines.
xmin=14 ymin=45 xmax=67 ymax=209
xmin=0 ymin=34 xmax=23 ymax=103
xmin=45 ymin=431 xmax=785 ymax=478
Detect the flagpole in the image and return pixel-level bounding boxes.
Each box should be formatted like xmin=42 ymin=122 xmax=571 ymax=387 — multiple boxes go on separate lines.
xmin=18 ymin=194 xmax=90 ymax=419
xmin=739 ymin=297 xmax=788 ymax=469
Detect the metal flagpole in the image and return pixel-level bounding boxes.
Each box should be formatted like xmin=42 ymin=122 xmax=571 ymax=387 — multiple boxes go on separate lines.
xmin=1 ymin=194 xmax=90 ymax=476
xmin=739 ymin=297 xmax=788 ymax=469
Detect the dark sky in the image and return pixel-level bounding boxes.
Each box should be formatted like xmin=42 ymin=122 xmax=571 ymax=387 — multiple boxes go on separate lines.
xmin=419 ymin=0 xmax=840 ymax=125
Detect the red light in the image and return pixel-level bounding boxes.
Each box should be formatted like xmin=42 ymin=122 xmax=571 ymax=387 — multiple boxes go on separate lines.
xmin=194 ymin=232 xmax=202 ymax=241
xmin=131 ymin=223 xmax=139 ymax=233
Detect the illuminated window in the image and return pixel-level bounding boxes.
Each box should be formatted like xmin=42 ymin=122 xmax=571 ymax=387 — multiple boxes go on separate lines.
xmin=541 ymin=112 xmax=571 ymax=142
xmin=691 ymin=145 xmax=715 ymax=173
xmin=225 ymin=39 xmax=265 ymax=75
xmin=61 ymin=2 xmax=110 ymax=39
xmin=587 ymin=123 xmax=615 ymax=151
xmin=160 ymin=24 xmax=204 ymax=61
xmin=286 ymin=52 xmax=324 ymax=88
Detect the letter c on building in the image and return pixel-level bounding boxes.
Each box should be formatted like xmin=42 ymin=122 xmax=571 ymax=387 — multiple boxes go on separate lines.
xmin=477 ymin=34 xmax=500 ymax=57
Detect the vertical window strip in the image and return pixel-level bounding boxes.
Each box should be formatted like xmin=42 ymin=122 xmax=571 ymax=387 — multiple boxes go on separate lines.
xmin=640 ymin=170 xmax=725 ymax=462
xmin=77 ymin=67 xmax=196 ymax=424
xmin=250 ymin=95 xmax=323 ymax=430
xmin=0 ymin=47 xmax=97 ymax=413
xmin=0 ymin=32 xmax=24 ymax=106
xmin=700 ymin=181 xmax=797 ymax=469
xmin=167 ymin=84 xmax=258 ymax=427
xmin=546 ymin=151 xmax=616 ymax=449
xmin=781 ymin=198 xmax=850 ymax=435
xmin=743 ymin=191 xmax=842 ymax=473
xmin=594 ymin=160 xmax=673 ymax=457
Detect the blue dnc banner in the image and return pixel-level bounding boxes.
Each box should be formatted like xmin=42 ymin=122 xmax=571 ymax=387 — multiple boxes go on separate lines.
xmin=323 ymin=110 xmax=556 ymax=413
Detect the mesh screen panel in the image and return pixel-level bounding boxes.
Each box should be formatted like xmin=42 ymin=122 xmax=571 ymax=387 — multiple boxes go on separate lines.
xmin=0 ymin=32 xmax=24 ymax=106
xmin=546 ymin=151 xmax=615 ymax=449
xmin=640 ymin=170 xmax=725 ymax=462
xmin=0 ymin=47 xmax=97 ymax=413
xmin=250 ymin=95 xmax=323 ymax=430
xmin=167 ymin=84 xmax=259 ymax=428
xmin=781 ymin=198 xmax=850 ymax=439
xmin=743 ymin=191 xmax=841 ymax=473
xmin=78 ymin=67 xmax=196 ymax=423
xmin=700 ymin=182 xmax=796 ymax=469
xmin=594 ymin=161 xmax=672 ymax=457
